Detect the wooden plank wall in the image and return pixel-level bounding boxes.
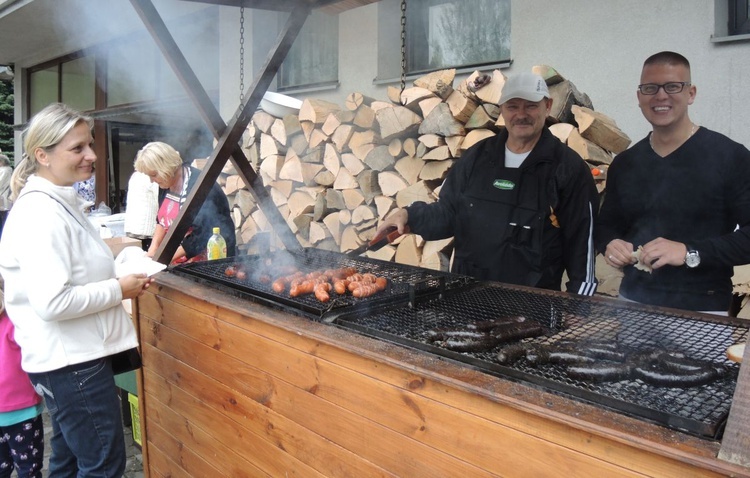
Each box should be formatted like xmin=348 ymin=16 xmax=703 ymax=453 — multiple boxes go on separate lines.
xmin=135 ymin=278 xmax=750 ymax=477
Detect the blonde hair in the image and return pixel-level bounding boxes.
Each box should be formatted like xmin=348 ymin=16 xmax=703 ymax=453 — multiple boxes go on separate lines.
xmin=133 ymin=142 xmax=182 ymax=183
xmin=11 ymin=103 xmax=93 ymax=201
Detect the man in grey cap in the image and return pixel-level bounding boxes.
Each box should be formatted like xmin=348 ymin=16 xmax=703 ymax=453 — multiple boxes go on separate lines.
xmin=376 ymin=72 xmax=599 ymax=294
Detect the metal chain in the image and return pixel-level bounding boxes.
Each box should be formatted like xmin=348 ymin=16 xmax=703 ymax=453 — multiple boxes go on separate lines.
xmin=239 ymin=6 xmax=245 ymax=102
xmin=399 ymin=0 xmax=407 ymax=104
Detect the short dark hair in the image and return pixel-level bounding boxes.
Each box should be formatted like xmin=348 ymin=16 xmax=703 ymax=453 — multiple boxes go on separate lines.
xmin=643 ymin=51 xmax=691 ymax=71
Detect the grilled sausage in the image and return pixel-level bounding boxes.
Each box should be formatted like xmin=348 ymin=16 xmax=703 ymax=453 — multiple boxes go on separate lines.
xmin=566 ymin=363 xmax=634 ymax=383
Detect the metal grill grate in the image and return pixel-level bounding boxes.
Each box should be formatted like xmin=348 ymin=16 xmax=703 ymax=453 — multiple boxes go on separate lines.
xmin=332 ymin=283 xmax=747 ymax=439
xmin=169 ymin=248 xmax=473 ymax=319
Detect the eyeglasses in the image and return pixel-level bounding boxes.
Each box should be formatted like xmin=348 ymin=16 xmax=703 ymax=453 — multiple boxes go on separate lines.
xmin=637 ymin=82 xmax=691 ymax=95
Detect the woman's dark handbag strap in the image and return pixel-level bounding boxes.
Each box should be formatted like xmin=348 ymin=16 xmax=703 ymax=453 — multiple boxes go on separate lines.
xmin=110 ymin=347 xmax=142 ymax=375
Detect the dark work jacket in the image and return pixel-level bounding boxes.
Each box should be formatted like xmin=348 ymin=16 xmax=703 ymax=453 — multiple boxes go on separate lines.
xmin=407 ymin=128 xmax=598 ymax=295
xmin=157 ymin=165 xmax=236 ymax=259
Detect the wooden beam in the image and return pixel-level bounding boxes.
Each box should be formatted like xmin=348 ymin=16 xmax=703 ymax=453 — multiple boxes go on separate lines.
xmin=130 ymin=0 xmax=305 ymax=263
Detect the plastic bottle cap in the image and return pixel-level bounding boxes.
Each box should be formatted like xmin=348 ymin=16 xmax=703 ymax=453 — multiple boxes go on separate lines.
xmin=213 ymin=227 xmax=220 ymax=234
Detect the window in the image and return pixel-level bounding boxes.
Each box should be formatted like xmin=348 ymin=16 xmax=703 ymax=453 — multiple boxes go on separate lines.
xmin=62 ymin=56 xmax=96 ymax=112
xmin=377 ymin=0 xmax=510 ymax=81
xmin=253 ymin=10 xmax=339 ymax=91
xmin=29 ymin=65 xmax=58 ymax=116
xmin=729 ymin=0 xmax=750 ymax=35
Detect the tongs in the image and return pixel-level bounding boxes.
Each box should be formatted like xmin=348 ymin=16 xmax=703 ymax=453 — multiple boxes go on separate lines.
xmin=347 ymin=225 xmax=409 ymax=256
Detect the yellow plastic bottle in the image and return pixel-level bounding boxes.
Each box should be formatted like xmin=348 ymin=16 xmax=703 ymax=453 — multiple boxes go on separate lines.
xmin=206 ymin=227 xmax=227 ymax=260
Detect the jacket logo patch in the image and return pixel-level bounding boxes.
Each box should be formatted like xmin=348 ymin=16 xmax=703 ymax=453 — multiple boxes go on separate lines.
xmin=493 ymin=179 xmax=515 ymax=190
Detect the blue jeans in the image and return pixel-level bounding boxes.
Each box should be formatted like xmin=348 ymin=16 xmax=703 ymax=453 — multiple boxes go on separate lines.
xmin=28 ymin=358 xmax=125 ymax=478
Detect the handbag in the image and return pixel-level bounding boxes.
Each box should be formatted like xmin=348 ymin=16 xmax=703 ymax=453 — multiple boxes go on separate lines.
xmin=110 ymin=347 xmax=143 ymax=375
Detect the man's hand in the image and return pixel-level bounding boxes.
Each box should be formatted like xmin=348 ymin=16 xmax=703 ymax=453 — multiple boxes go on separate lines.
xmin=375 ymin=208 xmax=409 ymax=236
xmin=604 ymin=239 xmax=636 ymax=269
xmin=640 ymin=237 xmax=688 ymax=270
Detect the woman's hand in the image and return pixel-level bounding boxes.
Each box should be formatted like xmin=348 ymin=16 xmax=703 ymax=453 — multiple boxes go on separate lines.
xmin=119 ymin=274 xmax=154 ymax=300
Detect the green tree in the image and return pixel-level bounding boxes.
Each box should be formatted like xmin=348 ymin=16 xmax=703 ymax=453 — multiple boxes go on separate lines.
xmin=0 ymin=79 xmax=14 ymax=164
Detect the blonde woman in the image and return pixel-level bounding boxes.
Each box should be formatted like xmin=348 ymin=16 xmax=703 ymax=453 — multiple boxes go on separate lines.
xmin=134 ymin=141 xmax=236 ymax=263
xmin=0 ymin=103 xmax=152 ymax=477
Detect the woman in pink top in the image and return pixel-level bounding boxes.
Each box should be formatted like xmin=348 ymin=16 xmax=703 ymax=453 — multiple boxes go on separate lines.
xmin=0 ymin=293 xmax=44 ymax=478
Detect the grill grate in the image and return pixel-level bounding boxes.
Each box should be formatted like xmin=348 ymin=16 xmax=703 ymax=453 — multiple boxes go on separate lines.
xmin=169 ymin=248 xmax=473 ymax=319
xmin=332 ymin=283 xmax=747 ymax=439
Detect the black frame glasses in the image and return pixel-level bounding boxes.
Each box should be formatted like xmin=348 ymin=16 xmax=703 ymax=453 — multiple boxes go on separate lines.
xmin=637 ymin=82 xmax=691 ymax=95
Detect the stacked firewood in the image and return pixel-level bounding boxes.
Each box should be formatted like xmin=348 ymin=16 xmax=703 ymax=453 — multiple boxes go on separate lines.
xmin=211 ymin=65 xmax=630 ymax=272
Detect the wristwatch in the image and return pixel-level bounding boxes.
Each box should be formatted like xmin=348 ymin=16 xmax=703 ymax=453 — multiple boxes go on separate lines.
xmin=685 ymin=245 xmax=700 ymax=268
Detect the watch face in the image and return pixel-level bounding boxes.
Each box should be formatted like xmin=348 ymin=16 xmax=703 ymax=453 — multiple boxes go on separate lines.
xmin=686 ymin=251 xmax=700 ymax=268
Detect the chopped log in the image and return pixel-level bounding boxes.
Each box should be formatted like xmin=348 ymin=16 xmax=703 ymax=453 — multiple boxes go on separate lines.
xmin=346 ymin=92 xmax=376 ymax=111
xmin=300 ymin=120 xmax=315 ymax=144
xmin=349 ymin=130 xmax=379 ymax=160
xmin=270 ymin=118 xmax=288 ymax=146
xmin=252 ymin=110 xmax=276 ymax=133
xmin=474 ymin=69 xmax=506 ymax=105
xmin=567 ymin=128 xmax=614 ymax=165
xmin=420 ymin=251 xmax=451 ymax=272
xmin=548 ymin=80 xmax=594 ymax=124
xmin=364 ymin=145 xmax=396 ymax=172
xmin=270 ymin=179 xmax=294 ymax=198
xmin=375 ymin=106 xmax=422 ymax=141
xmin=465 ymin=103 xmax=500 ymax=130
xmin=308 ymin=128 xmax=328 ymax=150
xmin=289 ymin=132 xmax=309 ymax=155
xmin=394 ymin=155 xmax=423 ymax=185
xmin=323 ymin=143 xmax=341 ymax=177
xmin=342 ymin=153 xmax=366 ymax=176
xmin=325 ymin=189 xmax=346 ymax=210
xmin=300 ymin=145 xmax=323 ymax=164
xmin=366 ymin=244 xmax=396 ymax=262
xmin=223 ymin=175 xmax=244 ymax=196
xmin=260 ymin=133 xmax=285 ymax=160
xmin=331 ymin=124 xmax=355 ymax=153
xmin=419 ymin=103 xmax=465 ymax=137
xmin=414 ymin=68 xmax=455 ymax=99
xmin=388 ymin=138 xmax=403 ymax=157
xmin=333 ymin=167 xmax=359 ymax=190
xmin=420 ymin=160 xmax=454 ymax=181
xmin=293 ymin=214 xmax=312 ymax=240
xmin=244 ymin=123 xmax=258 ymax=148
xmin=351 ymin=205 xmax=377 ymax=225
xmin=299 ymin=98 xmax=341 ymax=125
xmin=339 ymin=209 xmax=352 ymax=226
xmin=549 ymin=123 xmax=576 ymax=143
xmin=322 ymin=212 xmax=342 ymax=245
xmin=251 ymin=208 xmax=269 ymax=231
xmin=269 ymin=187 xmax=288 ymax=207
xmin=343 ymin=188 xmax=365 ymax=210
xmin=322 ymin=112 xmax=343 ymax=137
xmin=422 ymin=145 xmax=452 ymax=161
xmin=287 ymin=190 xmax=316 ymax=218
xmin=445 ymin=135 xmax=464 ymax=157
xmin=396 ymin=180 xmax=435 ymax=208
xmin=400 ymin=87 xmax=436 ymax=112
xmin=461 ymin=129 xmax=495 ymax=151
xmin=387 ymin=85 xmax=402 ymax=104
xmin=259 ymin=154 xmax=284 ymax=181
xmin=572 ymin=105 xmax=631 ymax=154
xmin=301 ymin=163 xmax=324 ymax=186
xmin=353 ymin=105 xmax=377 ymax=130
xmin=403 ymin=138 xmax=418 ymax=157
xmin=395 ymin=234 xmax=421 ymax=266
xmin=494 ymin=114 xmax=506 ymax=128
xmin=378 ymin=171 xmax=409 ymax=197
xmin=419 ymin=97 xmax=443 ymax=119
xmin=422 ymin=237 xmax=454 ymax=258
xmin=340 ymin=225 xmax=362 ymax=252
xmin=239 ymin=216 xmax=258 ymax=244
xmin=355 ymin=219 xmax=378 ymax=239
xmin=357 ymin=169 xmax=381 ymax=203
xmin=308 ymin=221 xmax=330 ymax=244
xmin=446 ymin=90 xmax=478 ymax=123
xmin=279 ymin=149 xmax=303 ymax=183
xmin=374 ymin=195 xmax=396 ymax=220
xmin=282 ymin=114 xmax=302 ymax=138
xmin=419 ymin=134 xmax=446 ymax=149
xmin=370 ymin=100 xmax=394 ymax=112
xmin=234 ymin=189 xmax=255 ymax=217
xmin=313 ymin=193 xmax=329 ymax=221
xmin=532 ymin=64 xmax=566 ymax=86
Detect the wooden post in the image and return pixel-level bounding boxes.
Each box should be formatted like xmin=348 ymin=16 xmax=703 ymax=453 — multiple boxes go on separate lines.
xmin=719 ymin=341 xmax=750 ymax=466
